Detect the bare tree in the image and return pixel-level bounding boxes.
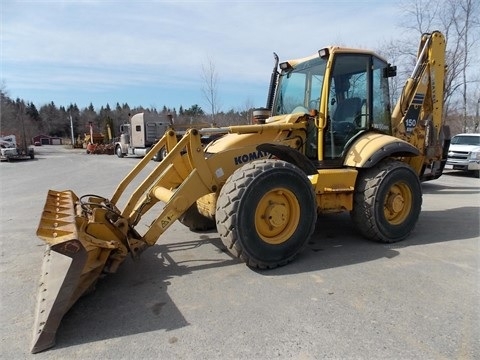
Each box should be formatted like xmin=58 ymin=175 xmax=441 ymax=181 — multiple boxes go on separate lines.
xmin=399 ymin=0 xmax=439 ymax=33
xmin=448 ymin=0 xmax=478 ymax=131
xmin=377 ymin=41 xmax=407 ymax=107
xmin=236 ymin=97 xmax=255 ymax=124
xmin=201 ymin=56 xmax=221 ymax=124
xmin=0 ymin=85 xmax=16 ymax=133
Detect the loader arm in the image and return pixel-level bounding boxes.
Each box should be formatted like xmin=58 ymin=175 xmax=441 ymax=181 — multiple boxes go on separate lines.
xmin=121 ymin=128 xmax=220 ymax=246
xmin=111 ymin=120 xmax=306 ymax=243
xmin=32 ymin=118 xmax=307 ymax=353
xmin=391 ymin=31 xmax=447 ymax=180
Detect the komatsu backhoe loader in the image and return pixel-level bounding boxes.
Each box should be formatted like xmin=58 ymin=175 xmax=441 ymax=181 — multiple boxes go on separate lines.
xmin=32 ymin=31 xmax=447 ymax=353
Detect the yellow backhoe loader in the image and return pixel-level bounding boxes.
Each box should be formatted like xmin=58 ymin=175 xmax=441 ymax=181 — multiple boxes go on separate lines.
xmin=32 ymin=31 xmax=448 ymax=353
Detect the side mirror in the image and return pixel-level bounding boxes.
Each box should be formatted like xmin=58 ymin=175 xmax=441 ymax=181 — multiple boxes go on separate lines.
xmin=383 ymin=64 xmax=397 ymax=78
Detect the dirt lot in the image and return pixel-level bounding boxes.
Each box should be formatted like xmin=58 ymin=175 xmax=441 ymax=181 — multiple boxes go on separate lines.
xmin=1 ymin=145 xmax=479 ymax=359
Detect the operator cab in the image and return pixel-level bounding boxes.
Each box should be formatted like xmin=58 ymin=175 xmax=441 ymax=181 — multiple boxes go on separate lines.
xmin=272 ymin=48 xmax=395 ymax=164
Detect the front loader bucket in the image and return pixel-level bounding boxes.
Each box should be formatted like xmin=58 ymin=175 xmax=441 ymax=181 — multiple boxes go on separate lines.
xmin=31 ymin=190 xmax=118 ymax=353
xmin=31 ymin=240 xmax=87 ymax=353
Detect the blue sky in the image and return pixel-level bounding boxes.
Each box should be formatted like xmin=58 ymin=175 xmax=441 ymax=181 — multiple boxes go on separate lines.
xmin=2 ymin=0 xmax=403 ymax=113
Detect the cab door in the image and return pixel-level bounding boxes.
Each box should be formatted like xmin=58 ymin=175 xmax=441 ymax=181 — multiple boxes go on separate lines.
xmin=324 ymin=54 xmax=391 ymax=160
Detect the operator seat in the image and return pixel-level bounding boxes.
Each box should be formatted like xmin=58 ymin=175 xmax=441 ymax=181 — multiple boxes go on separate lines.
xmin=332 ymin=97 xmax=362 ymax=146
xmin=334 ymin=97 xmax=362 ymax=124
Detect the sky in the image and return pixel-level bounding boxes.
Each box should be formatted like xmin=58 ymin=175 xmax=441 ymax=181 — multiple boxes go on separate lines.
xmin=1 ymin=0 xmax=405 ymax=113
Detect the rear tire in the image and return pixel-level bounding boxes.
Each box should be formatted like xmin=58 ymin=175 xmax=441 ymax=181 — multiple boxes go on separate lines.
xmin=179 ymin=203 xmax=216 ymax=232
xmin=216 ymin=159 xmax=317 ymax=269
xmin=351 ymin=159 xmax=422 ymax=243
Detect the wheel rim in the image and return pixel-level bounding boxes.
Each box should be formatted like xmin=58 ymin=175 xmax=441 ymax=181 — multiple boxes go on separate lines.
xmin=254 ymin=187 xmax=301 ymax=245
xmin=383 ymin=181 xmax=413 ymax=225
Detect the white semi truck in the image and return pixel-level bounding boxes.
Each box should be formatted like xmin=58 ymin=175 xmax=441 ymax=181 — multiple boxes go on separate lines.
xmin=115 ymin=112 xmax=222 ymax=161
xmin=114 ymin=112 xmax=171 ymax=161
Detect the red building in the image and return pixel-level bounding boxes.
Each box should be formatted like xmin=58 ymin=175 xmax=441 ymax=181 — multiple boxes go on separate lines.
xmin=32 ymin=134 xmax=63 ymax=145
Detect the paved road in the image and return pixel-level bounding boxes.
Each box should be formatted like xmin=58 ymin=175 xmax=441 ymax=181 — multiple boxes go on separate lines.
xmin=1 ymin=145 xmax=479 ymax=359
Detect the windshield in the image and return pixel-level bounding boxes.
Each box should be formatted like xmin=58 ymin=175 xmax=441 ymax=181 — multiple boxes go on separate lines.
xmin=451 ymin=135 xmax=480 ymax=146
xmin=273 ymin=57 xmax=327 ymax=115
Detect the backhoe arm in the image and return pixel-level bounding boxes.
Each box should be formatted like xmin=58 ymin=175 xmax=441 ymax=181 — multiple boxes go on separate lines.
xmin=391 ymin=31 xmax=447 ymax=180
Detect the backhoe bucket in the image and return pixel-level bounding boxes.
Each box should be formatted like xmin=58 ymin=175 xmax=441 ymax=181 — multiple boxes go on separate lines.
xmin=31 ymin=190 xmax=117 ymax=353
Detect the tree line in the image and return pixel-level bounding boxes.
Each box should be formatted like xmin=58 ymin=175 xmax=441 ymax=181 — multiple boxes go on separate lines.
xmin=0 ymin=88 xmax=253 ymax=147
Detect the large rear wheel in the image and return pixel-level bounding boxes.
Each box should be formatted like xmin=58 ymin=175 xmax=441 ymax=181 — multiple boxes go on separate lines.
xmin=351 ymin=159 xmax=422 ymax=243
xmin=216 ymin=159 xmax=317 ymax=269
xmin=179 ymin=203 xmax=216 ymax=232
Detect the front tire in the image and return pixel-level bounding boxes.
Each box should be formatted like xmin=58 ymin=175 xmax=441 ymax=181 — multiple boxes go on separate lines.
xmin=216 ymin=159 xmax=317 ymax=269
xmin=351 ymin=160 xmax=422 ymax=243
xmin=116 ymin=145 xmax=124 ymax=158
xmin=153 ymin=147 xmax=168 ymax=162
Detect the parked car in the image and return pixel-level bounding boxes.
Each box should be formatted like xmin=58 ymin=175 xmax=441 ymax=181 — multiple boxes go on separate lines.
xmin=445 ymin=133 xmax=480 ymax=176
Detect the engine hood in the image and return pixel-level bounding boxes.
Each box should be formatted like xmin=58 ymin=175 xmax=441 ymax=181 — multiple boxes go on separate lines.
xmin=448 ymin=144 xmax=480 ymax=153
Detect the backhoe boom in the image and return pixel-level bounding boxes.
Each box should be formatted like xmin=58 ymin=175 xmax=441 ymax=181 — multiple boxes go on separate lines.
xmin=391 ymin=31 xmax=447 ymax=180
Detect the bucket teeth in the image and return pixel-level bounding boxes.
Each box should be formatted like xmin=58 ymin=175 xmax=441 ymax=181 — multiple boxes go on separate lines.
xmin=36 ymin=190 xmax=77 ymax=244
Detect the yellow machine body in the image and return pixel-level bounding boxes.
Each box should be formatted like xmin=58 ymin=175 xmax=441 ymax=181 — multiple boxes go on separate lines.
xmin=32 ymin=32 xmax=447 ymax=352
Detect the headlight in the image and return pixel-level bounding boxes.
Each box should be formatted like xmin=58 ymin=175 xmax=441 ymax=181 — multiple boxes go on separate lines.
xmin=469 ymin=151 xmax=480 ymax=160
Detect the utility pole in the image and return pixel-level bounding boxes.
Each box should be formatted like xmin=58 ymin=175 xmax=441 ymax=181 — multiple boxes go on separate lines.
xmin=69 ymin=114 xmax=75 ymax=148
xmin=476 ymin=98 xmax=480 ymax=133
xmin=19 ymin=103 xmax=28 ymax=151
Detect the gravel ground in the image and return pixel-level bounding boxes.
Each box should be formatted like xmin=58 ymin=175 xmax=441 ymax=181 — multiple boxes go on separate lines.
xmin=1 ymin=145 xmax=479 ymax=360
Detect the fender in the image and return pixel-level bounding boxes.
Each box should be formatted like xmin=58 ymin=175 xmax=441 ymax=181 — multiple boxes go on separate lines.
xmin=257 ymin=143 xmax=318 ymax=175
xmin=344 ymin=133 xmax=420 ymax=168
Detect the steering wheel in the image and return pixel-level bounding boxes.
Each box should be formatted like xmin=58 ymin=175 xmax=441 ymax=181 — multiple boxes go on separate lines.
xmin=333 ymin=121 xmax=356 ymax=133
